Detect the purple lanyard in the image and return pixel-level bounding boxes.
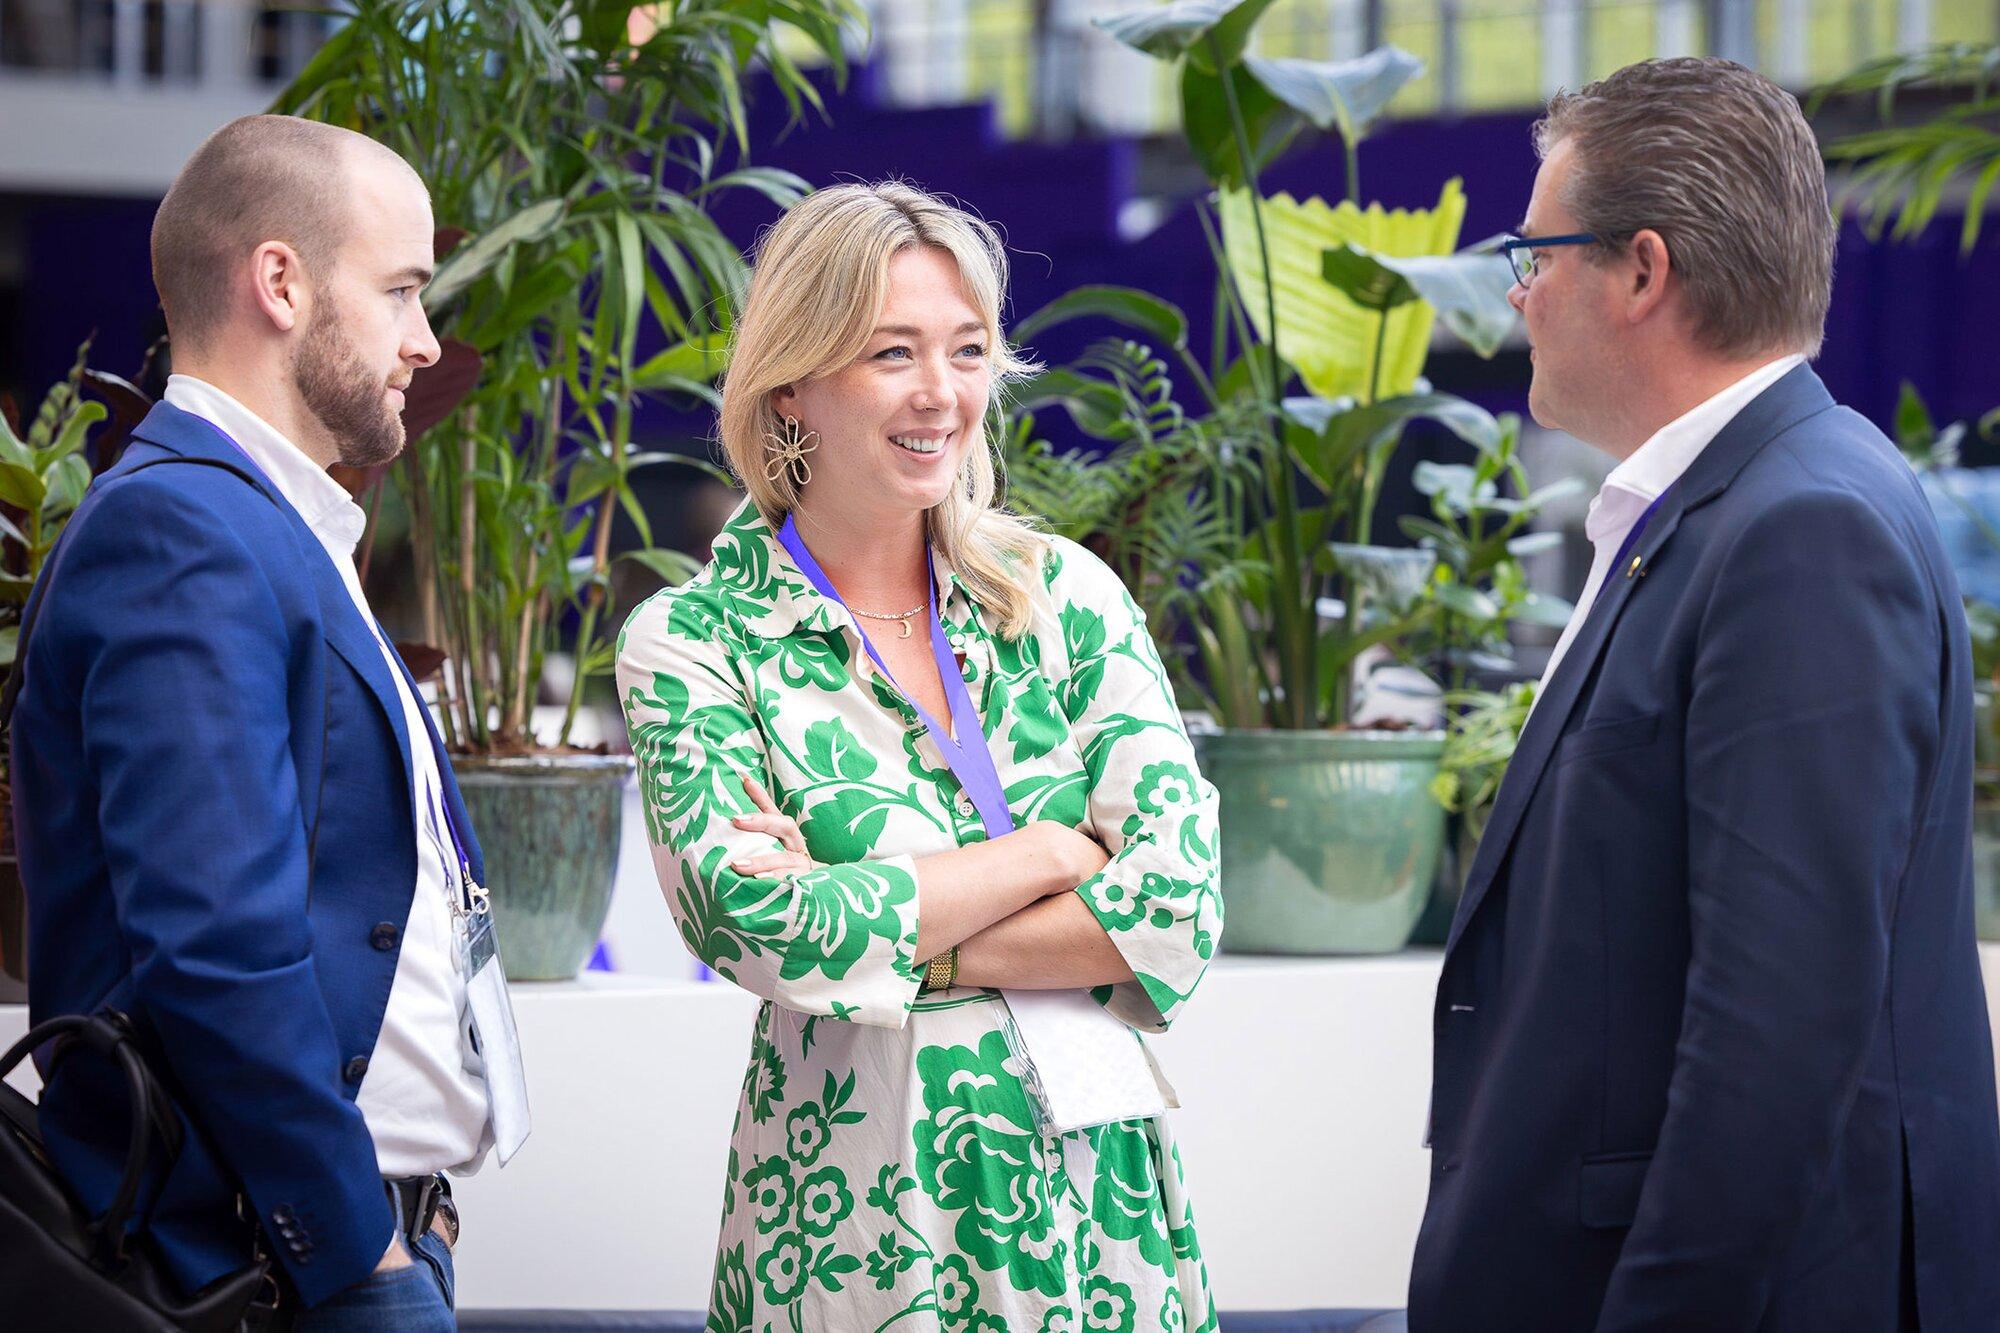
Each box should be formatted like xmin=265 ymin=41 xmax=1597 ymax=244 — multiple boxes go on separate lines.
xmin=777 ymin=516 xmax=1016 ymax=839
xmin=1610 ymin=486 xmax=1672 ymax=579
xmin=192 ymin=413 xmax=479 ymax=894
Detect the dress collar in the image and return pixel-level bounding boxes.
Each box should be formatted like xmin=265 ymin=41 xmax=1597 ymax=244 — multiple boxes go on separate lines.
xmin=712 ymin=497 xmax=973 ymax=640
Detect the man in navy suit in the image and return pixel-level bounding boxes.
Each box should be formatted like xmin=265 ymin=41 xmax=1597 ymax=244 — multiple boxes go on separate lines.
xmin=13 ymin=115 xmax=513 ymax=1324
xmin=1410 ymin=58 xmax=2000 ymax=1331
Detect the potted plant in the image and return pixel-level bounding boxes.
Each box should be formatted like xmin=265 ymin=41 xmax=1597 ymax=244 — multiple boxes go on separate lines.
xmin=0 ymin=342 xmax=120 ymax=1001
xmin=1006 ymin=3 xmax=1538 ymax=952
xmin=271 ymin=0 xmax=856 ymax=978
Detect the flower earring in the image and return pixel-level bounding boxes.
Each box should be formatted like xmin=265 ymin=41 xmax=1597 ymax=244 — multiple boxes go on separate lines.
xmin=763 ymin=415 xmax=818 ymax=489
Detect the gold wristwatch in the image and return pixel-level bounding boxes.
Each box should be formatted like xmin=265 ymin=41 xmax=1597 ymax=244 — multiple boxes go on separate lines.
xmin=921 ymin=947 xmax=958 ymax=993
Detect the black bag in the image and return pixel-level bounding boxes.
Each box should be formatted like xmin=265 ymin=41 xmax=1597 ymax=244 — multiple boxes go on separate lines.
xmin=0 ymin=1011 xmax=285 ymax=1330
xmin=0 ymin=456 xmax=298 ymax=1330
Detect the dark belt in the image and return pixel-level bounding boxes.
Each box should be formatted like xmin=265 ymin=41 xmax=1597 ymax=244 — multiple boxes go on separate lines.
xmin=384 ymin=1173 xmax=458 ymax=1248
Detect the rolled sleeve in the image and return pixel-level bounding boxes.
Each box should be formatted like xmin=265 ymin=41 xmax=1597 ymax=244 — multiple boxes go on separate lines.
xmin=1047 ymin=542 xmax=1223 ymax=1031
xmin=617 ymin=596 xmax=922 ymax=1028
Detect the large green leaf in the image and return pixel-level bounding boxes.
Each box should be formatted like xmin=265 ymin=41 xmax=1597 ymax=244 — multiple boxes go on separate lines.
xmin=633 ymin=334 xmax=731 ymax=391
xmin=0 ymin=404 xmax=31 ymax=471
xmin=456 ymin=253 xmax=577 ymax=350
xmin=1014 ymin=368 xmax=1149 ymax=441
xmin=1328 ymin=542 xmax=1435 ymax=615
xmin=1013 ymin=285 xmax=1190 ymax=351
xmin=1094 ymin=0 xmax=1278 ymax=70
xmin=1285 ymin=391 xmax=1501 ymax=494
xmin=1242 ymin=45 xmax=1424 ymax=145
xmin=0 ymin=461 xmax=45 ymax=510
xmin=1219 ymin=178 xmax=1466 ymax=400
xmin=1319 ymin=242 xmax=1517 ymax=357
xmin=1180 ymin=60 xmax=1304 ymax=190
xmin=618 ymin=546 xmax=706 ymax=586
xmin=44 ymin=452 xmax=90 ymax=518
xmin=33 ymin=399 xmax=106 ymax=473
xmin=425 ymin=198 xmax=568 ymax=308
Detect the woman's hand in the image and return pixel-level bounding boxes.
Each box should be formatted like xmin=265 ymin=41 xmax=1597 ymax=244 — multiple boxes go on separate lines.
xmin=1017 ymin=820 xmax=1111 ymax=895
xmin=729 ymin=776 xmax=821 ymax=877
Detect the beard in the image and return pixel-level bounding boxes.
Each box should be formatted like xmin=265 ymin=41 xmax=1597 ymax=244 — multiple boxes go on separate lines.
xmin=292 ymin=294 xmax=405 ymax=469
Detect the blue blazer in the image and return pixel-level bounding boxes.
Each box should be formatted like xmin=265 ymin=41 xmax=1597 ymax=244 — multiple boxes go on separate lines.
xmin=12 ymin=400 xmax=484 ymax=1308
xmin=1411 ymin=367 xmax=2000 ymax=1331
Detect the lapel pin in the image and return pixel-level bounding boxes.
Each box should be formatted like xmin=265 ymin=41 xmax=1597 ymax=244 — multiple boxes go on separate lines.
xmin=1626 ymin=555 xmax=1645 ymax=579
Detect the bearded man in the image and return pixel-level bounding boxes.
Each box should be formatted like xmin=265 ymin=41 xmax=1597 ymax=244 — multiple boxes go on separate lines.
xmin=11 ymin=114 xmax=525 ymax=1326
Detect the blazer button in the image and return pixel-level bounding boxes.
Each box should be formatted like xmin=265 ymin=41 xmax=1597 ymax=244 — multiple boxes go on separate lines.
xmin=271 ymin=1204 xmax=295 ymax=1225
xmin=370 ymin=922 xmax=400 ymax=951
xmin=343 ymin=1055 xmax=370 ymax=1083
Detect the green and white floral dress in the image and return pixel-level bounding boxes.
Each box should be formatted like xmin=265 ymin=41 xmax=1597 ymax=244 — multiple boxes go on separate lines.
xmin=615 ymin=499 xmax=1223 ymax=1333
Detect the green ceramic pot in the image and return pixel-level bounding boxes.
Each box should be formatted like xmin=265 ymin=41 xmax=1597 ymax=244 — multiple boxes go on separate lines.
xmin=1973 ymin=798 xmax=2000 ymax=944
xmin=1410 ymin=806 xmax=1488 ymax=947
xmin=453 ymin=753 xmax=635 ymax=982
xmin=1977 ymin=686 xmax=1998 ymax=771
xmin=0 ymin=856 xmax=25 ymax=1003
xmin=1194 ymin=728 xmax=1447 ymax=954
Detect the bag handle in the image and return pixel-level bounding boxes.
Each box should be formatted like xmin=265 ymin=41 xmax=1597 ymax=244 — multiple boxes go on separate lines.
xmin=0 ymin=1010 xmax=182 ymax=1266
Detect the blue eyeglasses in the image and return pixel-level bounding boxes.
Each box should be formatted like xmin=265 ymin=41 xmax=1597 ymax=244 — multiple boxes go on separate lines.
xmin=1499 ymin=233 xmax=1601 ymax=286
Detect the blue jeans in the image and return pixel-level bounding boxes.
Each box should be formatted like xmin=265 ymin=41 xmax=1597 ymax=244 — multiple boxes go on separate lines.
xmin=295 ymin=1227 xmax=455 ymax=1331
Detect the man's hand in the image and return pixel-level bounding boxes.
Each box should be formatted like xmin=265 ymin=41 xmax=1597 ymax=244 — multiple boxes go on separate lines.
xmin=374 ymin=1236 xmax=414 ymax=1273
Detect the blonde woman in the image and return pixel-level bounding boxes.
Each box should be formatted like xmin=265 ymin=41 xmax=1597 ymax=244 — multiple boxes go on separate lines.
xmin=615 ymin=182 xmax=1222 ymax=1332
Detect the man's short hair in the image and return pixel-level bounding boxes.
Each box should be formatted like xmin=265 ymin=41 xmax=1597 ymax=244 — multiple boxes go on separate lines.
xmin=1533 ymin=58 xmax=1835 ymax=359
xmin=150 ymin=115 xmax=374 ymax=349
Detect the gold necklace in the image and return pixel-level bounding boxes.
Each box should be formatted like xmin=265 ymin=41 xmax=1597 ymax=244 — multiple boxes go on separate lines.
xmin=849 ymin=603 xmax=927 ymax=639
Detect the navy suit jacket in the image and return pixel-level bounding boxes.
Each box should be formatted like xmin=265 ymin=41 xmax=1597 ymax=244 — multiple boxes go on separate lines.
xmin=11 ymin=400 xmax=484 ymax=1307
xmin=1411 ymin=367 xmax=2000 ymax=1331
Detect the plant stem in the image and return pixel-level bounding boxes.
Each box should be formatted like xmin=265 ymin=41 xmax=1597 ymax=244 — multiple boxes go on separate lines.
xmin=457 ymin=408 xmax=488 ymax=748
xmin=507 ymin=347 xmax=565 ymax=742
xmin=1208 ymin=33 xmax=1311 ymax=727
xmin=1344 ymin=135 xmax=1361 ymax=205
xmin=559 ymin=390 xmax=631 ymax=746
xmin=1334 ymin=307 xmax=1399 ymax=720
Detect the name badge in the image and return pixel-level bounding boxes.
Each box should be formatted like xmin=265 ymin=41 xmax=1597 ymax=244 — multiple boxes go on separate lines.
xmin=455 ymin=890 xmax=531 ymax=1165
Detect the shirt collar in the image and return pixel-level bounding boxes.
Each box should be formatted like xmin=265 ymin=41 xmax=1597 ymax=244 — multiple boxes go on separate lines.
xmin=710 ymin=496 xmax=973 ymax=640
xmin=1602 ymin=353 xmax=1807 ymax=504
xmin=161 ymin=374 xmax=367 ymax=554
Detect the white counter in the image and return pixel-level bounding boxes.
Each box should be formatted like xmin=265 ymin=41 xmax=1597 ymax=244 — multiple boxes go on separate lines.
xmin=7 ymin=947 xmax=2000 ymax=1312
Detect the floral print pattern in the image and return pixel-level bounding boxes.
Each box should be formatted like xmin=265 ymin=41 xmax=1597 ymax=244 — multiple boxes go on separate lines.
xmin=617 ymin=499 xmax=1222 ymax=1331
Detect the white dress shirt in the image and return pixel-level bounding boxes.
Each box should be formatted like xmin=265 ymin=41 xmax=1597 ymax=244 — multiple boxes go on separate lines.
xmin=163 ymin=375 xmax=490 ymax=1178
xmin=1532 ymin=354 xmax=1806 ymax=706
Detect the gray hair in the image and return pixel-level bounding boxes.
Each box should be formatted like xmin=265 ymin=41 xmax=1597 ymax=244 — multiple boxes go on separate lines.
xmin=1533 ymin=57 xmax=1834 ymax=358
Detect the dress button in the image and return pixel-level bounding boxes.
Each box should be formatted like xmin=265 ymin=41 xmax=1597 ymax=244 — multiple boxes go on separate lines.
xmin=343 ymin=1055 xmax=369 ymax=1083
xmin=955 ymin=792 xmax=974 ymax=814
xmin=370 ymin=922 xmax=400 ymax=951
xmin=272 ymin=1204 xmax=294 ymax=1225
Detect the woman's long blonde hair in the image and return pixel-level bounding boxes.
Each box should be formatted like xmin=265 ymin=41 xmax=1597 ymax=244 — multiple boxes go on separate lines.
xmin=717 ymin=181 xmax=1045 ymax=638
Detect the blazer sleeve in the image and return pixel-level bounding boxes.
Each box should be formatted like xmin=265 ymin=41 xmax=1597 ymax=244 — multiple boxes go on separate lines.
xmin=53 ymin=475 xmax=393 ymax=1307
xmin=1043 ymin=540 xmax=1223 ymax=1032
xmin=1595 ymin=487 xmax=1940 ymax=1330
xmin=616 ymin=591 xmax=924 ymax=1028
